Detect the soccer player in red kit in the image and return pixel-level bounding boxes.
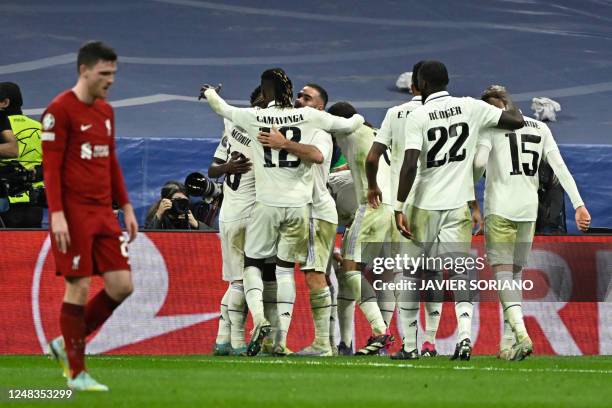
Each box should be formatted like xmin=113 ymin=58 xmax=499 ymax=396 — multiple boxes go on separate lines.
xmin=42 ymin=41 xmax=138 ymax=392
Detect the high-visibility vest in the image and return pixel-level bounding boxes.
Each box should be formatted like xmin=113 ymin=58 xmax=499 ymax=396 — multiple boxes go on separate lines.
xmin=0 ymin=114 xmax=43 ymax=204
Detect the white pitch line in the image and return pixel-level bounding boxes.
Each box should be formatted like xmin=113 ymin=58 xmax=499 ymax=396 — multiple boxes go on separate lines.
xmin=91 ymin=356 xmax=612 ymax=375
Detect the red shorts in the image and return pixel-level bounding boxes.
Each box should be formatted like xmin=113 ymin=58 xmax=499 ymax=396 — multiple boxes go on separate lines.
xmin=51 ymin=205 xmax=130 ymax=277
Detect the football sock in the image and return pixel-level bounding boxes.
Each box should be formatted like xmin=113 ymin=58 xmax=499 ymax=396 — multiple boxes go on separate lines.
xmin=346 ymin=270 xmax=386 ymax=335
xmin=275 ymin=265 xmax=296 ymax=348
xmin=215 ymin=285 xmax=231 ymax=344
xmin=337 ymin=276 xmax=355 ymax=346
xmin=243 ymin=266 xmax=266 ymax=326
xmin=496 ymin=270 xmax=528 ymax=341
xmin=84 ymin=289 xmax=120 ymax=336
xmin=455 ymin=301 xmax=473 ymax=342
xmin=397 ymin=275 xmax=420 ymax=351
xmin=60 ymin=302 xmax=86 ymax=378
xmin=263 ymin=280 xmax=279 ymax=340
xmin=501 ymin=313 xmax=515 ymax=350
xmin=376 ymin=285 xmax=396 ymax=328
xmin=310 ymin=286 xmax=332 ymax=344
xmin=424 ymin=302 xmax=442 ymax=345
xmin=328 ymin=281 xmax=338 ymax=346
xmin=228 ymin=282 xmax=247 ymax=349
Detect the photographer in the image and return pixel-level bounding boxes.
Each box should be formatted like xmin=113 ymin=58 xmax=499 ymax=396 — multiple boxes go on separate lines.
xmin=145 ymin=181 xmax=209 ymax=230
xmin=0 ymin=82 xmax=43 ymax=228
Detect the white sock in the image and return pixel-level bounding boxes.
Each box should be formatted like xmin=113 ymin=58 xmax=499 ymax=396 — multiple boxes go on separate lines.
xmin=337 ymin=276 xmax=355 ymax=346
xmin=228 ymin=282 xmax=247 ymax=349
xmin=328 ymin=281 xmax=338 ymax=346
xmin=377 ymin=286 xmax=396 ymax=328
xmin=397 ymin=275 xmax=420 ymax=351
xmin=215 ymin=285 xmax=231 ymax=344
xmin=455 ymin=301 xmax=473 ymax=342
xmin=263 ymin=280 xmax=278 ymax=341
xmin=496 ymin=270 xmax=528 ymax=341
xmin=346 ymin=270 xmax=386 ymax=335
xmin=424 ymin=302 xmax=442 ymax=344
xmin=275 ymin=265 xmax=295 ymax=348
xmin=310 ymin=286 xmax=332 ymax=344
xmin=501 ymin=311 xmax=515 ymax=350
xmin=243 ymin=266 xmax=265 ymax=326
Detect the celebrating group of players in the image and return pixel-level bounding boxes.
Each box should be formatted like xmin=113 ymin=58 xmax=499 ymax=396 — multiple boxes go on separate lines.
xmin=204 ymin=61 xmax=591 ymax=362
xmin=40 ymin=40 xmax=590 ymax=391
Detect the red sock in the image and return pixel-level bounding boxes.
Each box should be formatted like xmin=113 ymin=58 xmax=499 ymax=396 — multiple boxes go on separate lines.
xmin=60 ymin=302 xmax=86 ymax=378
xmin=84 ymin=290 xmax=121 ymax=336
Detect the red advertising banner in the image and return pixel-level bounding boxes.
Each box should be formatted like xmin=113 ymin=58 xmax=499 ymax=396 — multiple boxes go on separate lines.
xmin=0 ymin=232 xmax=610 ymax=355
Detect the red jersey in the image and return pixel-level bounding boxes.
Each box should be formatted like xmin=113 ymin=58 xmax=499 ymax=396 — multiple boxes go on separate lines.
xmin=41 ymin=90 xmax=129 ymax=212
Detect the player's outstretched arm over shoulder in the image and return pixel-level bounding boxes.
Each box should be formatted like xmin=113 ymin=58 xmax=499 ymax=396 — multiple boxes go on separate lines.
xmin=202 ymin=87 xmax=245 ymax=124
xmin=545 ymin=149 xmax=591 ymax=232
xmin=257 ymin=126 xmax=323 ymax=164
xmin=316 ymin=110 xmax=364 ymax=135
xmin=497 ymin=97 xmax=525 ymax=130
xmin=365 ymin=142 xmax=386 ymax=208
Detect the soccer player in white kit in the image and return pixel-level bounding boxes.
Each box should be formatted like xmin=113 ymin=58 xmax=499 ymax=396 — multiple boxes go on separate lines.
xmin=474 ymin=85 xmax=591 ymax=360
xmin=328 ymin=102 xmax=396 ymax=355
xmin=209 ymin=87 xmax=263 ymax=356
xmin=395 ymin=61 xmax=525 ymax=360
xmin=366 ymin=61 xmax=444 ymax=359
xmin=201 ymin=68 xmax=363 ymax=356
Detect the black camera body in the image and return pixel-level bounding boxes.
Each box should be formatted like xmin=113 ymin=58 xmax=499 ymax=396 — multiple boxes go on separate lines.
xmin=170 ymin=197 xmax=190 ymax=215
xmin=0 ymin=161 xmax=45 ymax=207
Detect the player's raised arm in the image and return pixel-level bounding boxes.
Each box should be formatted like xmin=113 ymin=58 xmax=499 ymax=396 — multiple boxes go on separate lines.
xmin=202 ymin=87 xmax=254 ymax=128
xmin=313 ymin=106 xmax=364 ymax=135
xmin=480 ymin=85 xmax=524 ymax=130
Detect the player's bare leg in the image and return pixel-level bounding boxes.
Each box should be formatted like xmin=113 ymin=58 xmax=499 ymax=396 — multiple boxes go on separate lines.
xmin=296 ymin=271 xmax=332 ymax=356
xmin=495 ymin=264 xmax=532 ymax=360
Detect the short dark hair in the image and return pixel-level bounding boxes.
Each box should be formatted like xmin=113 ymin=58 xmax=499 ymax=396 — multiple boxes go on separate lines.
xmin=419 ymin=60 xmax=449 ymax=88
xmin=327 ymin=101 xmax=357 ymax=119
xmin=411 ymin=61 xmax=425 ymax=92
xmin=261 ymin=68 xmax=293 ymax=108
xmin=304 ymin=83 xmax=328 ymax=107
xmin=0 ymin=82 xmax=23 ymax=115
xmin=77 ymin=41 xmax=117 ymax=72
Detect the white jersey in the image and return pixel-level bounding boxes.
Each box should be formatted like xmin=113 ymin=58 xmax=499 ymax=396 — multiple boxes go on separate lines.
xmin=334 ymin=124 xmax=392 ymax=205
xmin=310 ymin=130 xmax=337 ymax=224
xmin=375 ymin=95 xmax=422 ymax=202
xmin=403 ymin=91 xmax=503 ymax=210
xmin=479 ymin=116 xmax=559 ymax=222
xmin=205 ymin=89 xmax=364 ymax=207
xmin=214 ymin=119 xmax=256 ymax=222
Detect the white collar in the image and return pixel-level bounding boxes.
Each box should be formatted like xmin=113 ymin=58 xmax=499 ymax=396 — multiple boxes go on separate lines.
xmin=411 ymin=95 xmax=422 ymax=102
xmin=266 ymin=101 xmax=277 ymax=108
xmin=424 ymin=91 xmax=450 ymax=104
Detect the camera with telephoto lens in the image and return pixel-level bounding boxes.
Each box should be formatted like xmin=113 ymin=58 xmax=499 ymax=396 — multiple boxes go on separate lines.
xmin=0 ymin=161 xmax=46 ymax=207
xmin=184 ymin=172 xmax=222 ymax=201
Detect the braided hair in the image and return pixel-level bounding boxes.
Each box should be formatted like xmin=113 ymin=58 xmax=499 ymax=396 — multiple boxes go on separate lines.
xmin=261 ymin=68 xmax=293 ymax=108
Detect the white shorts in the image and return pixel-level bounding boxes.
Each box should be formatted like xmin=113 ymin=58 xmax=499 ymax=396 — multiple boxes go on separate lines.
xmin=342 ymin=203 xmax=399 ymax=264
xmin=402 ymin=204 xmax=472 ymax=264
xmin=484 ymin=214 xmax=535 ymax=267
xmin=304 ymin=218 xmax=337 ymax=273
xmin=244 ymin=202 xmax=310 ymax=263
xmin=219 ymin=218 xmax=248 ymax=282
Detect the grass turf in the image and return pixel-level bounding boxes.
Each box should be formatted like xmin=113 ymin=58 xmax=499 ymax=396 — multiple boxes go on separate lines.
xmin=1 ymin=355 xmax=611 ymax=407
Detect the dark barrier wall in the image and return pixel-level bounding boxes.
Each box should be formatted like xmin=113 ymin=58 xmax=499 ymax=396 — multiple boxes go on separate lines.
xmin=114 ymin=139 xmax=612 ymax=234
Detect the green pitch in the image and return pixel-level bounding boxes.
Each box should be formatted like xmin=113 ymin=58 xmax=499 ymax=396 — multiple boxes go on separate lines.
xmin=1 ymin=355 xmax=611 ymax=407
